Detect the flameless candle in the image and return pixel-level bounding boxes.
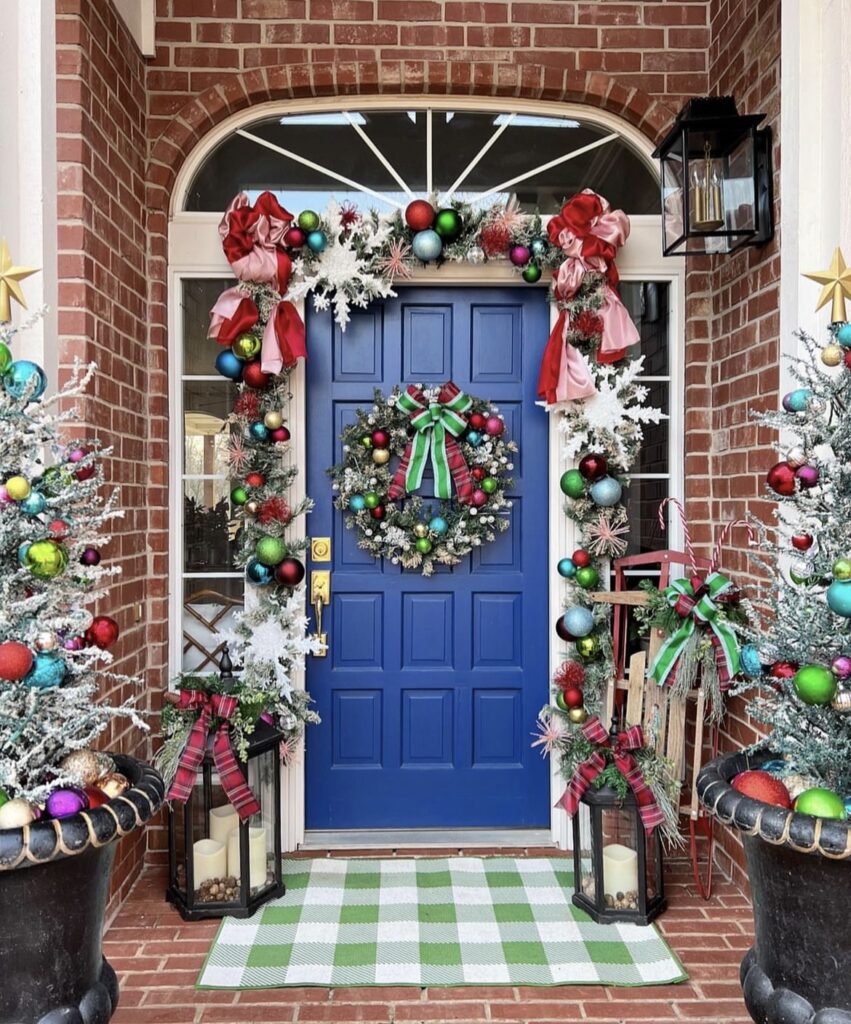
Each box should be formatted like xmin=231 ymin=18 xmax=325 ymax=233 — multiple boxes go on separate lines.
xmin=192 ymin=838 xmax=227 ymax=887
xmin=209 ymin=804 xmax=239 ymax=846
xmin=227 ymin=826 xmax=268 ymax=889
xmin=602 ymin=843 xmax=638 ymax=896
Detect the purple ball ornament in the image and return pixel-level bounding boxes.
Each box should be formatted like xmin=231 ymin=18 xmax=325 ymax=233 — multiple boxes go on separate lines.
xmin=796 ymin=464 xmax=820 ymax=489
xmin=63 ymin=636 xmax=84 ymax=652
xmin=45 ymin=786 xmax=88 ymax=819
xmin=67 ymin=448 xmax=86 ymax=464
xmin=509 ymin=245 xmax=531 ymax=266
xmin=80 ymin=547 xmax=101 ymax=567
xmin=831 ymin=655 xmax=851 ymax=679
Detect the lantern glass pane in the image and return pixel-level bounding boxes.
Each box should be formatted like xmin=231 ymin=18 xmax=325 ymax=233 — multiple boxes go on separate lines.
xmin=660 ymin=140 xmax=685 ymax=252
xmin=188 ymin=781 xmax=242 ymax=906
xmin=578 ymin=807 xmax=598 ymax=908
xmin=643 ymin=829 xmax=661 ymax=905
xmin=246 ymin=748 xmax=279 ymax=895
xmin=723 ymin=135 xmax=757 ymax=232
xmin=599 ymin=806 xmax=641 ymax=912
xmin=171 ymin=807 xmax=188 ymax=899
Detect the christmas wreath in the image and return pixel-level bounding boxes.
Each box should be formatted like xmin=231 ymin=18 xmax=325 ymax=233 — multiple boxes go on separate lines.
xmin=329 ymin=382 xmax=517 ymax=575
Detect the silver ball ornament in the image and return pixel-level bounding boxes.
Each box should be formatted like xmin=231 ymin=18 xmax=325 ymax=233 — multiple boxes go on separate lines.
xmin=35 ymin=631 xmax=59 ymax=652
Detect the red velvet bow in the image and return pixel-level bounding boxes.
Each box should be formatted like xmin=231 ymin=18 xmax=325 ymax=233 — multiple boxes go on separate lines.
xmin=557 ymin=715 xmax=665 ymax=834
xmin=546 ymin=192 xmax=620 ymax=288
xmin=166 ymin=689 xmax=260 ymax=821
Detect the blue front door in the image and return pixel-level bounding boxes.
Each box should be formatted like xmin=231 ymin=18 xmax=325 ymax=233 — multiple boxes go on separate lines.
xmin=306 ymin=287 xmax=550 ymax=830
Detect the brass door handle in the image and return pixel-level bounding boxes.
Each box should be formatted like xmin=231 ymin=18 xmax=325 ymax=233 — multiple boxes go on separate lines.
xmin=310 ymin=571 xmax=330 ymax=656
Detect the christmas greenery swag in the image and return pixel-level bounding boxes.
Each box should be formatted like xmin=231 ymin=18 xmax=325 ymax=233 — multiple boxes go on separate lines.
xmin=328 ymin=383 xmax=516 ymax=575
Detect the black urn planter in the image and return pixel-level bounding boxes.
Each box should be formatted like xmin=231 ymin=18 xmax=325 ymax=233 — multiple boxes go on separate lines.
xmin=698 ymin=750 xmax=851 ymax=1024
xmin=0 ymin=755 xmax=164 ymax=1024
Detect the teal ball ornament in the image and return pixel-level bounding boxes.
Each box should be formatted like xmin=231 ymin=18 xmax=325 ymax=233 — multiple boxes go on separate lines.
xmin=782 ymin=388 xmax=812 ymax=413
xmin=530 ymin=237 xmax=547 ymax=257
xmin=793 ymin=664 xmax=837 ymax=705
xmin=466 ymin=430 xmax=482 ymax=446
xmin=5 ymin=360 xmax=47 ymax=401
xmin=249 ymin=421 xmax=270 ymax=442
xmin=795 ymin=787 xmax=847 ymax=820
xmin=215 ymin=350 xmax=243 ymax=381
xmin=25 ymin=651 xmax=66 ymax=690
xmin=827 ymin=579 xmax=851 ymax=617
xmin=434 ymin=208 xmax=463 ymax=241
xmin=17 ymin=542 xmax=31 ymax=566
xmin=412 ymin=229 xmax=443 ymax=262
xmin=349 ymin=494 xmax=367 ymax=511
xmin=590 ymin=476 xmax=623 ymax=507
xmin=563 ymin=606 xmax=594 ymax=638
xmin=522 ymin=263 xmax=542 ymax=284
xmin=559 ymin=469 xmax=586 ymax=499
xmin=246 ymin=558 xmax=273 ymax=586
xmin=306 ymin=231 xmax=327 ymax=253
xmin=557 ymin=557 xmax=576 ymax=579
xmin=20 ymin=491 xmax=46 ymax=516
xmin=739 ymin=644 xmax=763 ymax=678
xmin=836 ymin=323 xmax=851 ymax=348
xmin=429 ymin=516 xmax=448 ymax=535
xmin=297 ymin=209 xmax=320 ymax=232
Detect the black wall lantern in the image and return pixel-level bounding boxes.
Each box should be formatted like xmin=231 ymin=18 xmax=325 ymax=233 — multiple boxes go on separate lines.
xmin=653 ymin=96 xmax=774 ymax=256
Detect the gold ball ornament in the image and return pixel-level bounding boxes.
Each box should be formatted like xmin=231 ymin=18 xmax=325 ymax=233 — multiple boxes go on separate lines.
xmin=98 ymin=772 xmax=130 ymax=799
xmin=5 ymin=476 xmax=31 ymax=501
xmin=372 ymin=448 xmax=391 ymax=466
xmin=263 ymin=411 xmax=283 ymax=431
xmin=60 ymin=749 xmax=102 ymax=786
xmin=231 ymin=332 xmax=262 ymax=361
xmin=244 ymin=499 xmax=259 ymax=516
xmin=413 ymin=523 xmax=429 ymax=538
xmin=0 ymin=798 xmax=37 ymax=828
xmin=35 ymin=631 xmax=59 ymax=652
xmin=832 ymin=689 xmax=851 ymax=713
xmin=822 ymin=343 xmax=844 ymax=367
xmin=568 ymin=707 xmax=588 ymax=724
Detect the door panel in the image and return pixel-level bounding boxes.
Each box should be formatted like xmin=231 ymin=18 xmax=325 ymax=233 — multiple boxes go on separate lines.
xmin=306 ymin=286 xmax=550 ymax=830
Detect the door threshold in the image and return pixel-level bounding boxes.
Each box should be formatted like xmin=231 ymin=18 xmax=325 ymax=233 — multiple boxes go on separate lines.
xmin=300 ymin=828 xmax=555 ymax=850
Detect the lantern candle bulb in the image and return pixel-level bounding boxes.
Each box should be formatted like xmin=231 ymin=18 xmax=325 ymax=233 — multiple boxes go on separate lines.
xmin=691 ymin=140 xmax=724 ymax=231
xmin=192 ymin=838 xmax=227 ymax=888
xmin=209 ymin=804 xmax=239 ymax=846
xmin=602 ymin=843 xmax=639 ymax=898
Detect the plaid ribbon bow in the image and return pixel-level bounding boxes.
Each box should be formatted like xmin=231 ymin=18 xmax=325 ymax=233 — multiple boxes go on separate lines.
xmin=166 ymin=689 xmax=260 ymax=821
xmin=649 ymin=572 xmax=740 ymax=689
xmin=557 ymin=716 xmax=665 ymax=834
xmin=387 ymin=382 xmax=474 ymax=503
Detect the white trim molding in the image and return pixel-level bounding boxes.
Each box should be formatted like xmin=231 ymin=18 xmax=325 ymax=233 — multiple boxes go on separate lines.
xmin=111 ymin=0 xmax=156 ymax=56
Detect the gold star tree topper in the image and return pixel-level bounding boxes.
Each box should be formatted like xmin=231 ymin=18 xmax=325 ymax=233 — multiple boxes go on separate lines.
xmin=0 ymin=239 xmax=38 ymax=324
xmin=803 ymin=247 xmax=851 ymax=323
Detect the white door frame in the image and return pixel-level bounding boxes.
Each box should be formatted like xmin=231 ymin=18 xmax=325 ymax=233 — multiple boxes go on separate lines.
xmin=167 ymin=98 xmax=684 ymax=851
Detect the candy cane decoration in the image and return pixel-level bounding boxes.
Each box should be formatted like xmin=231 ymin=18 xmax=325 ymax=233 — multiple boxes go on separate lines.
xmin=710 ymin=519 xmax=756 ymax=574
xmin=657 ymin=496 xmax=697 ymax=573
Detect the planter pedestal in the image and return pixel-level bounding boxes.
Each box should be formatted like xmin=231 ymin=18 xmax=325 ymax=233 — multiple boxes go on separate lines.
xmin=698 ymin=751 xmax=851 ymax=1024
xmin=0 ymin=755 xmax=164 ymax=1024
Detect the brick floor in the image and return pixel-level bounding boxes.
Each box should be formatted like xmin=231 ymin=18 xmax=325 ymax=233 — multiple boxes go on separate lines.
xmin=105 ymin=855 xmax=752 ymax=1024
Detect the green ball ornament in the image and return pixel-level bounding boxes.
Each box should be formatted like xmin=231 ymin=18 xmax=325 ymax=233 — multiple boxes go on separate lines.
xmin=833 ymin=558 xmax=851 ymax=581
xmin=364 ymin=492 xmax=380 ymax=509
xmin=555 ymin=690 xmax=569 ymax=712
xmin=231 ymin=333 xmax=262 ymax=361
xmin=522 ymin=263 xmax=542 ymax=284
xmin=793 ymin=664 xmax=837 ymax=705
xmin=575 ymin=566 xmax=599 ymax=589
xmin=434 ymin=208 xmax=463 ymax=241
xmin=255 ymin=535 xmax=288 ymax=567
xmin=416 ymin=537 xmax=433 ymax=554
xmin=298 ymin=209 xmax=320 ymax=232
xmin=575 ymin=635 xmax=601 ymax=660
xmin=794 ymin=787 xmax=847 ymax=820
xmin=0 ymin=343 xmax=11 ymax=374
xmin=481 ymin=476 xmax=498 ymax=495
xmin=559 ymin=469 xmax=586 ymax=499
xmin=0 ymin=787 xmax=6 ymax=809
xmin=230 ymin=486 xmax=249 ymax=506
xmin=40 ymin=466 xmax=74 ymax=496
xmin=25 ymin=539 xmax=69 ymax=579
xmin=361 ymin=436 xmax=373 ymax=449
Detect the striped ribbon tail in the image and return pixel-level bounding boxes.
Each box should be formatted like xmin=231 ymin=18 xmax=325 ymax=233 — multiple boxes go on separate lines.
xmin=166 ymin=691 xmax=213 ymax=805
xmin=556 ymin=750 xmax=606 ymax=816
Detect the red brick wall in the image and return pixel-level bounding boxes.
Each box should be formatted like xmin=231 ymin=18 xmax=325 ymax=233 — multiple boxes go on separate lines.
xmin=56 ymin=0 xmax=166 ymax=912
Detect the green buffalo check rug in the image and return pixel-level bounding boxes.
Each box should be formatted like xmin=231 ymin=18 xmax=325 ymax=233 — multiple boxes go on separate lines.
xmin=197 ymin=857 xmax=687 ymax=989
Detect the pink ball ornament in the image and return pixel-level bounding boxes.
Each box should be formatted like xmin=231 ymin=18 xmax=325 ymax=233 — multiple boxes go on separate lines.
xmin=0 ymin=486 xmax=10 ymax=505
xmin=509 ymin=245 xmax=531 ymax=266
xmin=484 ymin=416 xmax=504 ymax=437
xmin=796 ymin=464 xmax=820 ymax=489
xmin=284 ymin=226 xmax=306 ymax=248
xmin=832 ymin=655 xmax=851 ymax=679
xmin=63 ymin=636 xmax=84 ymax=652
xmin=270 ymin=427 xmax=291 ymax=442
xmin=68 ymin=448 xmax=86 ymax=464
xmin=80 ymin=547 xmax=101 ymax=567
xmin=471 ymin=489 xmax=488 ymax=507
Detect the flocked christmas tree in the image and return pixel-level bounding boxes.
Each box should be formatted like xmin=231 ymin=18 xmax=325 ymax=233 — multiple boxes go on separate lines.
xmin=738 ymin=249 xmax=851 ymax=817
xmin=0 ymin=247 xmax=145 ymax=824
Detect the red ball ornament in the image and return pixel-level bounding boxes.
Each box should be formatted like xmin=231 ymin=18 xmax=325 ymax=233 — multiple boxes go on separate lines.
xmin=769 ymin=661 xmax=798 ymax=679
xmin=370 ymin=505 xmax=385 ymax=520
xmin=845 ymin=349 xmax=851 ymax=370
xmin=471 ymin=467 xmax=486 ymax=481
xmin=572 ymin=549 xmax=592 ymax=569
xmin=270 ymin=427 xmax=291 ymax=442
xmin=371 ymin=429 xmax=390 ymax=449
xmin=405 ymin=199 xmax=436 ymax=231
xmin=85 ymin=616 xmax=120 ymax=650
xmin=84 ymin=785 xmax=109 ymax=809
xmin=284 ymin=226 xmax=306 ymax=248
xmin=767 ymin=461 xmax=796 ymax=496
xmin=245 ymin=472 xmax=266 ymax=488
xmin=732 ymin=770 xmax=792 ymax=809
xmin=578 ymin=453 xmax=608 ymax=481
xmin=274 ymin=557 xmax=306 ymax=588
xmin=48 ymin=519 xmax=70 ymax=541
xmin=468 ymin=413 xmax=486 ymax=432
xmin=74 ymin=462 xmax=96 ymax=482
xmin=484 ymin=416 xmax=504 ymax=437
xmin=0 ymin=641 xmax=34 ymax=681
xmin=563 ymin=687 xmax=585 ymax=710
xmin=791 ymin=533 xmax=814 ymax=551
xmin=555 ymin=617 xmax=576 ymax=642
xmin=242 ymin=361 xmax=272 ymax=390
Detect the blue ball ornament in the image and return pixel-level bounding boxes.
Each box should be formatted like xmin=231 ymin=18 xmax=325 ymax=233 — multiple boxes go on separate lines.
xmin=249 ymin=422 xmax=270 ymax=442
xmin=25 ymin=651 xmax=66 ymax=690
xmin=429 ymin=516 xmax=448 ymax=535
xmin=836 ymin=323 xmax=851 ymax=348
xmin=589 ymin=476 xmax=623 ymax=507
xmin=760 ymin=759 xmax=790 ymax=777
xmin=246 ymin=558 xmax=273 ymax=586
xmin=530 ymin=237 xmax=547 ymax=257
xmin=215 ymin=350 xmax=243 ymax=381
xmin=349 ymin=494 xmax=367 ymax=511
xmin=782 ymin=388 xmax=812 ymax=413
xmin=466 ymin=430 xmax=482 ymax=447
xmin=306 ymin=231 xmax=327 ymax=253
xmin=563 ymin=606 xmax=594 ymax=638
xmin=557 ymin=557 xmax=576 ymax=578
xmin=739 ymin=643 xmax=763 ymax=678
xmin=412 ymin=229 xmax=443 ymax=263
xmin=827 ymin=579 xmax=851 ymax=617
xmin=20 ymin=492 xmax=46 ymax=516
xmin=17 ymin=542 xmax=31 ymax=566
xmin=5 ymin=360 xmax=47 ymax=401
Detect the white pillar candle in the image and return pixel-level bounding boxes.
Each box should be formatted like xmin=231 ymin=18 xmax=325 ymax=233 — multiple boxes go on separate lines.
xmin=602 ymin=842 xmax=639 ymax=896
xmin=209 ymin=804 xmax=239 ymax=846
xmin=227 ymin=826 xmax=268 ymax=889
xmin=192 ymin=838 xmax=227 ymax=887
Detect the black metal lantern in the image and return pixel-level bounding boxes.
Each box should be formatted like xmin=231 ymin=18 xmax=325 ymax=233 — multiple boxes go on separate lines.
xmin=571 ymin=720 xmax=666 ymax=925
xmin=166 ymin=653 xmax=285 ymax=921
xmin=652 ymin=96 xmax=773 ymax=256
